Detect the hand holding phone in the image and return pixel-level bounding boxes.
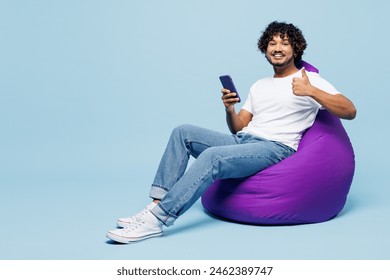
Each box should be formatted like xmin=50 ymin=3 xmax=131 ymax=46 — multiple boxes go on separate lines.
xmin=219 ymin=75 xmax=241 ymax=103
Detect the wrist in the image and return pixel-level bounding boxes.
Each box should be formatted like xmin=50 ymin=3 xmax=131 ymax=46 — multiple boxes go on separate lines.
xmin=307 ymin=85 xmax=317 ymax=97
xmin=225 ymin=106 xmax=235 ymax=113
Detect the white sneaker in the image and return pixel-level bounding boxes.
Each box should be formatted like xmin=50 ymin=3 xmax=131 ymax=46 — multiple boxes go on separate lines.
xmin=107 ymin=210 xmax=163 ymax=243
xmin=116 ymin=202 xmax=156 ymax=228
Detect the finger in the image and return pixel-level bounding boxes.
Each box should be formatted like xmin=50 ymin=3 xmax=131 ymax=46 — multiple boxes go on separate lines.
xmin=224 ymin=98 xmax=240 ymax=105
xmin=301 ymin=67 xmax=308 ymax=78
xmin=222 ymin=93 xmax=238 ymax=101
xmin=221 ymin=88 xmax=231 ymax=94
xmin=223 ymin=92 xmax=237 ymax=99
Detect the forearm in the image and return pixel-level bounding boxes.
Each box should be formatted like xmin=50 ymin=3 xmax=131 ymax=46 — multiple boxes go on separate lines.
xmin=292 ymin=68 xmax=357 ymax=120
xmin=221 ymin=88 xmax=253 ymax=132
xmin=225 ymin=107 xmax=245 ymax=134
xmin=309 ymin=87 xmax=357 ymax=120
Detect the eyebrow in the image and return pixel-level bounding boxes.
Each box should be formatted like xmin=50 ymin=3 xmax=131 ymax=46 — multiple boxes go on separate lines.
xmin=269 ymin=37 xmax=290 ymax=42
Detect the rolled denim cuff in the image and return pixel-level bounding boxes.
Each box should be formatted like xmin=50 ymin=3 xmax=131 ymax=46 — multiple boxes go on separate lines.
xmin=150 ymin=203 xmax=177 ymax=227
xmin=149 ymin=184 xmax=168 ymax=200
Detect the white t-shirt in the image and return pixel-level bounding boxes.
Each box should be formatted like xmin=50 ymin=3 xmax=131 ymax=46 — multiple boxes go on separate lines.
xmin=240 ymin=70 xmax=339 ymax=150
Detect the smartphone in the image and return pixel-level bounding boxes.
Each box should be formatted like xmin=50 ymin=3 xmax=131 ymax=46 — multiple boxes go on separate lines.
xmin=219 ymin=75 xmax=241 ymax=103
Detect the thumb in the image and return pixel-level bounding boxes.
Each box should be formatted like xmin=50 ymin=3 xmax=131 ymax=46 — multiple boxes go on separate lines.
xmin=301 ymin=67 xmax=308 ymax=78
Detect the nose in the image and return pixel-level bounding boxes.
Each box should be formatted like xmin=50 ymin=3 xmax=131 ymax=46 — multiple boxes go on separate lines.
xmin=274 ymin=43 xmax=282 ymax=52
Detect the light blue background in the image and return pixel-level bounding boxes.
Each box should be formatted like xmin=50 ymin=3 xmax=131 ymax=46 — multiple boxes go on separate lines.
xmin=1 ymin=0 xmax=389 ymax=259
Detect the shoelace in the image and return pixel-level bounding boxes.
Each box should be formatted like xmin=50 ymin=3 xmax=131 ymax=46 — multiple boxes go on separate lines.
xmin=123 ymin=216 xmax=146 ymax=233
xmin=121 ymin=208 xmax=149 ymax=223
xmin=122 ymin=208 xmax=152 ymax=231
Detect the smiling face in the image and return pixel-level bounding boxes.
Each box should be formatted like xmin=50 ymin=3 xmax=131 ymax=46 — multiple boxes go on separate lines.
xmin=265 ymin=34 xmax=295 ymax=68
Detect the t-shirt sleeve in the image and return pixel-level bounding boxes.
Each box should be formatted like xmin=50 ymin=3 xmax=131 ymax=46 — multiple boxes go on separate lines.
xmin=309 ymin=73 xmax=340 ymax=109
xmin=241 ymin=85 xmax=254 ymax=114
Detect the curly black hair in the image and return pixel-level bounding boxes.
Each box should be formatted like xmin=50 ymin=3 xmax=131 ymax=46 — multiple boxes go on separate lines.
xmin=257 ymin=21 xmax=307 ymax=63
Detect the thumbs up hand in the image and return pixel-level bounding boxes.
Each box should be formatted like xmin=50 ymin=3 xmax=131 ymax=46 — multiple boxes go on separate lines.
xmin=292 ymin=67 xmax=313 ymax=96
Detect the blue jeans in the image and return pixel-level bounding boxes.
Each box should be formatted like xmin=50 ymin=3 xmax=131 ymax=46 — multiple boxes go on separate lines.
xmin=149 ymin=124 xmax=295 ymax=226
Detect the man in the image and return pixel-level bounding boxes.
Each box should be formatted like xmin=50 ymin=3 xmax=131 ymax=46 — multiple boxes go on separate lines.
xmin=106 ymin=21 xmax=356 ymax=244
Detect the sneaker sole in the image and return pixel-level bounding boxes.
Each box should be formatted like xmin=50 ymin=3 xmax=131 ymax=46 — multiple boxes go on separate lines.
xmin=106 ymin=231 xmax=163 ymax=244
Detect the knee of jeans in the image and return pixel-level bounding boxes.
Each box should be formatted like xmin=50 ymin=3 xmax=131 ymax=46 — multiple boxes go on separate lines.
xmin=172 ymin=124 xmax=194 ymax=137
xmin=197 ymin=147 xmax=223 ymax=176
xmin=198 ymin=146 xmax=218 ymax=159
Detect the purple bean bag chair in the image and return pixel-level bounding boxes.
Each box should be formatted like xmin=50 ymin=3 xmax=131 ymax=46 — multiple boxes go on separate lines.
xmin=201 ymin=62 xmax=355 ymax=225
